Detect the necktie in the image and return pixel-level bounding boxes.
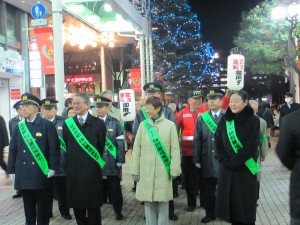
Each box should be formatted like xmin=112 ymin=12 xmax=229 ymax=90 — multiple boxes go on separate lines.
xmin=214 ymin=114 xmax=218 ymax=120
xmin=79 ymin=117 xmax=84 ymax=125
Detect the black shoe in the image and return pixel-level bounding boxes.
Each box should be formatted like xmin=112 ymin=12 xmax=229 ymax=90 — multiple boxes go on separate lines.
xmin=131 ymin=187 xmax=136 ymax=192
xmin=12 ymin=193 xmax=22 ymax=198
xmin=185 ymin=206 xmax=195 ymax=212
xmin=62 ymin=213 xmax=72 ymax=220
xmin=115 ymin=213 xmax=123 ymax=220
xmin=201 ymin=216 xmax=216 ymax=223
xmin=268 ymin=142 xmax=271 ymax=148
xmin=169 ymin=214 xmax=178 ymax=221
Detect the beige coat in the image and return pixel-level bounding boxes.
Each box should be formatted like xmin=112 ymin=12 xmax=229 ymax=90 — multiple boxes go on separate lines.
xmin=130 ymin=114 xmax=181 ymax=202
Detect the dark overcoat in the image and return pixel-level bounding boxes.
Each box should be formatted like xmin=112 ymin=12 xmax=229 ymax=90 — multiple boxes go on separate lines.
xmin=9 ymin=116 xmax=21 ymax=137
xmin=101 ymin=115 xmax=125 ymax=176
xmin=52 ymin=115 xmax=66 ymax=176
xmin=63 ymin=113 xmax=106 ymax=208
xmin=215 ymin=106 xmax=260 ymax=223
xmin=193 ymin=109 xmax=225 ymax=178
xmin=279 ymin=102 xmax=300 ymax=126
xmin=276 ymin=110 xmax=300 ymax=219
xmin=0 ymin=115 xmax=9 ymax=149
xmin=7 ymin=116 xmax=60 ymax=189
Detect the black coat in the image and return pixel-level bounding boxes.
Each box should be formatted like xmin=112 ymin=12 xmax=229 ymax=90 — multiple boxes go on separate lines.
xmin=257 ymin=107 xmax=274 ymax=128
xmin=101 ymin=115 xmax=125 ymax=176
xmin=8 ymin=116 xmax=21 ymax=138
xmin=279 ymin=102 xmax=300 ymax=126
xmin=215 ymin=105 xmax=260 ymax=223
xmin=276 ymin=110 xmax=300 ymax=219
xmin=63 ymin=113 xmax=106 ymax=208
xmin=7 ymin=116 xmax=60 ymax=189
xmin=0 ymin=115 xmax=9 ymax=149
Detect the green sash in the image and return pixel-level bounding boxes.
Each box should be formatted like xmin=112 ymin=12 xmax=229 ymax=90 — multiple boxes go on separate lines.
xmin=65 ymin=118 xmax=106 ymax=168
xmin=201 ymin=111 xmax=217 ymax=134
xmin=260 ymin=134 xmax=267 ymax=142
xmin=226 ymin=120 xmax=260 ymax=175
xmin=141 ymin=108 xmax=171 ymax=178
xmin=59 ymin=136 xmax=66 ymax=152
xmin=18 ymin=120 xmax=49 ymax=175
xmin=105 ymin=137 xmax=117 ymax=158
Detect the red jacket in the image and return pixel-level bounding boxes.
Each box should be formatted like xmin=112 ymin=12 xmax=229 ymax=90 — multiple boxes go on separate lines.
xmin=176 ymin=97 xmax=229 ymax=156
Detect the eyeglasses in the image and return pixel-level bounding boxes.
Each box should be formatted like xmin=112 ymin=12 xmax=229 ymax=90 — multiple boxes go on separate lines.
xmin=72 ymin=101 xmax=85 ymax=106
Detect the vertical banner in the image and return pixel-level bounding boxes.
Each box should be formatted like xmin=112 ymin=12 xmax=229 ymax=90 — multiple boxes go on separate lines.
xmin=130 ymin=68 xmax=141 ymax=92
xmin=33 ymin=27 xmax=54 ymax=75
xmin=119 ymin=89 xmax=136 ymax=121
xmin=227 ymin=54 xmax=245 ymax=90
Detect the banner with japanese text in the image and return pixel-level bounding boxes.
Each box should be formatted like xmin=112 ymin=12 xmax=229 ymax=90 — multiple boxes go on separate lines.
xmin=130 ymin=68 xmax=141 ymax=92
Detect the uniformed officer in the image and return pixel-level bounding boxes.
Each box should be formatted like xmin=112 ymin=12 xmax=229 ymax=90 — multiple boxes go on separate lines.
xmin=9 ymin=100 xmax=23 ymax=198
xmin=193 ymin=88 xmax=225 ymax=223
xmin=7 ymin=93 xmax=60 ymax=225
xmin=41 ymin=98 xmax=72 ymax=220
xmin=94 ymin=96 xmax=125 ymax=220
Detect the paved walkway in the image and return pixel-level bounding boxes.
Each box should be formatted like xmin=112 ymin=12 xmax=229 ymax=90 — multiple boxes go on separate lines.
xmin=0 ymin=136 xmax=290 ymax=225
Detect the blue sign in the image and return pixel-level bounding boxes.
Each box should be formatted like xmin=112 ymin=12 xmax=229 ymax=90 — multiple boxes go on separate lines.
xmin=31 ymin=3 xmax=47 ymax=19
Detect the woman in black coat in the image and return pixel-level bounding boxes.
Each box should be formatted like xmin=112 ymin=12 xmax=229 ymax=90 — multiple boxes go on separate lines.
xmin=215 ymin=90 xmax=260 ymax=225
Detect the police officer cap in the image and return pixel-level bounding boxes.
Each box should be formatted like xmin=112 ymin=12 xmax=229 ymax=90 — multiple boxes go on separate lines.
xmin=13 ymin=100 xmax=22 ymax=110
xmin=41 ymin=98 xmax=58 ymax=109
xmin=188 ymin=90 xmax=203 ymax=99
xmin=93 ymin=96 xmax=111 ymax=107
xmin=143 ymin=82 xmax=162 ymax=93
xmin=20 ymin=93 xmax=41 ymax=107
xmin=206 ymin=88 xmax=224 ymax=98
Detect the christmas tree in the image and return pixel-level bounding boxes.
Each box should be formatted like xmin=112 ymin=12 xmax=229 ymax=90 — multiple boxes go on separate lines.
xmin=151 ymin=0 xmax=220 ymax=96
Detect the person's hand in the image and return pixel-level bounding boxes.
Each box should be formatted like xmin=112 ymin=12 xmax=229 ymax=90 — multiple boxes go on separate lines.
xmin=10 ymin=174 xmax=15 ymax=180
xmin=47 ymin=170 xmax=55 ymax=178
xmin=225 ymin=89 xmax=233 ymax=98
xmin=195 ymin=163 xmax=201 ymax=168
xmin=132 ymin=175 xmax=140 ymax=182
xmin=117 ymin=163 xmax=123 ymax=167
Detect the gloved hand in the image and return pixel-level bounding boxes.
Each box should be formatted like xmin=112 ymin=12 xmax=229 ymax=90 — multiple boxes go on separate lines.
xmin=117 ymin=163 xmax=123 ymax=167
xmin=10 ymin=174 xmax=15 ymax=180
xmin=47 ymin=170 xmax=55 ymax=178
xmin=195 ymin=163 xmax=201 ymax=168
xmin=132 ymin=175 xmax=140 ymax=182
xmin=225 ymin=89 xmax=233 ymax=98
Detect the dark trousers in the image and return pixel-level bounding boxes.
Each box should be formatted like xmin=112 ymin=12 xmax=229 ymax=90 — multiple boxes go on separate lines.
xmin=0 ymin=147 xmax=7 ymax=172
xmin=22 ymin=189 xmax=51 ymax=225
xmin=182 ymin=156 xmax=203 ymax=208
xmin=73 ymin=207 xmax=101 ymax=225
xmin=231 ymin=222 xmax=255 ymax=225
xmin=203 ymin=177 xmax=217 ymax=217
xmin=103 ymin=176 xmax=123 ymax=215
xmin=53 ymin=176 xmax=70 ymax=215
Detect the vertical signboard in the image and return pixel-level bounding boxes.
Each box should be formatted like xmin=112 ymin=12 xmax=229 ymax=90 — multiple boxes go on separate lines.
xmin=227 ymin=54 xmax=245 ymax=90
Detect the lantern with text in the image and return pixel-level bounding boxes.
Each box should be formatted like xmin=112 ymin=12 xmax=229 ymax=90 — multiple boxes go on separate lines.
xmin=227 ymin=54 xmax=245 ymax=90
xmin=119 ymin=89 xmax=136 ymax=121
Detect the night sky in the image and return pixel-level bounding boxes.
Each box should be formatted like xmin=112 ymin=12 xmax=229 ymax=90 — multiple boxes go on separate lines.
xmin=189 ymin=0 xmax=264 ymax=58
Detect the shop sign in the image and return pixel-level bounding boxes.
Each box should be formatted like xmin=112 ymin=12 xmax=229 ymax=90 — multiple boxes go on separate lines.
xmin=130 ymin=68 xmax=141 ymax=92
xmin=0 ymin=47 xmax=24 ymax=76
xmin=227 ymin=54 xmax=245 ymax=90
xmin=65 ymin=75 xmax=95 ymax=83
xmin=10 ymin=89 xmax=21 ymax=100
xmin=119 ymin=89 xmax=136 ymax=121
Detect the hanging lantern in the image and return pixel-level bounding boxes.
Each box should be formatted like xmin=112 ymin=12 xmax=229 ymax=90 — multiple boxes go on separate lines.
xmin=227 ymin=54 xmax=245 ymax=90
xmin=119 ymin=89 xmax=136 ymax=121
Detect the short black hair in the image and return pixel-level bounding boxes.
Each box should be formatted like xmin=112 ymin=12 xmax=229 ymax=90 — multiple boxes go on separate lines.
xmin=145 ymin=96 xmax=163 ymax=114
xmin=65 ymin=98 xmax=73 ymax=107
xmin=231 ymin=90 xmax=248 ymax=102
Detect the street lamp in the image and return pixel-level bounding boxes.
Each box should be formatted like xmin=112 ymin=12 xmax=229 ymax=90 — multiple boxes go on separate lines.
xmin=272 ymin=2 xmax=300 ymax=102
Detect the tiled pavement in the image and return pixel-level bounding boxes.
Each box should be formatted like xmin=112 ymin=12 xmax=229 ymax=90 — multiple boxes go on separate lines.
xmin=0 ymin=136 xmax=291 ymax=225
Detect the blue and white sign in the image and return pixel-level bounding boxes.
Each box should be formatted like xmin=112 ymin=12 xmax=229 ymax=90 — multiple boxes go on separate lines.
xmin=31 ymin=3 xmax=47 ymax=19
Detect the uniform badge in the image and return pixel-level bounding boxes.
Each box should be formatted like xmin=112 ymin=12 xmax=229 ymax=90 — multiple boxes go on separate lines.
xmin=36 ymin=132 xmax=42 ymax=137
xmin=108 ymin=128 xmax=113 ymax=132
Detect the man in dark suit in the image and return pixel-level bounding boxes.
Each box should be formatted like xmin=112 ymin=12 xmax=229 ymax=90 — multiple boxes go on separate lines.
xmin=8 ymin=100 xmax=23 ymax=198
xmin=7 ymin=93 xmax=60 ymax=225
xmin=279 ymin=92 xmax=300 ymax=126
xmin=0 ymin=114 xmax=9 ymax=176
xmin=63 ymin=92 xmax=106 ymax=225
xmin=276 ymin=110 xmax=300 ymax=225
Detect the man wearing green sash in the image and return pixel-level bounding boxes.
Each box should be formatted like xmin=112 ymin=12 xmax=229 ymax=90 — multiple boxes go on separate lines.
xmin=193 ymin=88 xmax=225 ymax=223
xmin=7 ymin=93 xmax=60 ymax=225
xmin=63 ymin=92 xmax=106 ymax=225
xmin=94 ymin=96 xmax=125 ymax=221
xmin=41 ymin=98 xmax=72 ymax=220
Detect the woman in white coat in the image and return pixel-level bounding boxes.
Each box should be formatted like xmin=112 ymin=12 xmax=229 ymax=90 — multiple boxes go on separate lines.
xmin=131 ymin=96 xmax=181 ymax=225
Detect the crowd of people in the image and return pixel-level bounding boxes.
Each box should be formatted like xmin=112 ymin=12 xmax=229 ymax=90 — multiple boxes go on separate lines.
xmin=0 ymin=84 xmax=300 ymax=225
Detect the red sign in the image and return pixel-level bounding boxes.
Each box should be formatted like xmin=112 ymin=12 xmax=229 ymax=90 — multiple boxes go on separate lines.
xmin=65 ymin=75 xmax=95 ymax=83
xmin=10 ymin=89 xmax=21 ymax=100
xmin=33 ymin=27 xmax=55 ymax=75
xmin=130 ymin=69 xmax=141 ymax=92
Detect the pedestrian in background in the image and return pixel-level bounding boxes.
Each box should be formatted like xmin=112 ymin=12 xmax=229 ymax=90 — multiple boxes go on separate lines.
xmin=63 ymin=92 xmax=106 ymax=225
xmin=215 ymin=90 xmax=260 ymax=225
xmin=61 ymin=98 xmax=73 ymax=119
xmin=257 ymin=101 xmax=273 ymax=148
xmin=0 ymin=114 xmax=9 ymax=177
xmin=279 ymin=92 xmax=300 ymax=126
xmin=131 ymin=96 xmax=181 ymax=225
xmin=193 ymin=88 xmax=225 ymax=223
xmin=276 ymin=109 xmax=300 ymax=225
xmin=7 ymin=93 xmax=60 ymax=225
